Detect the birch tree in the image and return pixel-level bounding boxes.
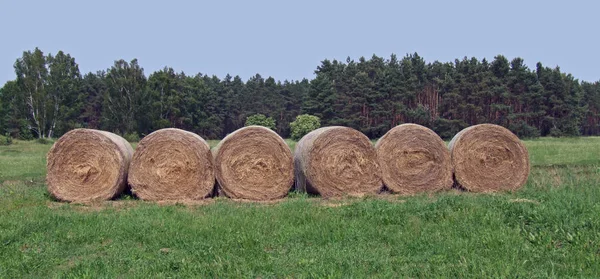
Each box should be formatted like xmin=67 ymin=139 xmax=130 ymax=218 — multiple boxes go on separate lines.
xmin=14 ymin=48 xmax=48 ymax=138
xmin=103 ymin=59 xmax=147 ymax=135
xmin=47 ymin=51 xmax=81 ymax=138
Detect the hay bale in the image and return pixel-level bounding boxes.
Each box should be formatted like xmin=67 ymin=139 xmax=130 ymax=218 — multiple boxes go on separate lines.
xmin=46 ymin=129 xmax=133 ymax=202
xmin=128 ymin=128 xmax=215 ymax=201
xmin=375 ymin=124 xmax=453 ymax=195
xmin=449 ymin=124 xmax=530 ymax=192
xmin=213 ymin=126 xmax=294 ymax=200
xmin=294 ymin=126 xmax=382 ymax=197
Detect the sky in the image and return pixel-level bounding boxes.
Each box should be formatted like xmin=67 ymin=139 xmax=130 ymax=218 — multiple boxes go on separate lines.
xmin=0 ymin=0 xmax=598 ymax=85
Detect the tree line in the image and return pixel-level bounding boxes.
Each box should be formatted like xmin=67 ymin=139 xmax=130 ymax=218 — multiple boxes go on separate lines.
xmin=1 ymin=48 xmax=599 ymax=140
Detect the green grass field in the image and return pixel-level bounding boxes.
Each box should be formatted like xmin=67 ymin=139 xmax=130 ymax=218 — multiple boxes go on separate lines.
xmin=1 ymin=138 xmax=600 ymax=277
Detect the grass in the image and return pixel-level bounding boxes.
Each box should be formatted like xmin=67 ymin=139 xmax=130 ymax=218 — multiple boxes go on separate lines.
xmin=0 ymin=141 xmax=49 ymax=182
xmin=524 ymin=137 xmax=600 ymax=166
xmin=1 ymin=137 xmax=600 ymax=277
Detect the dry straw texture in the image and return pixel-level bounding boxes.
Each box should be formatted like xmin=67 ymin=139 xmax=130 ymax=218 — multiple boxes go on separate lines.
xmin=213 ymin=126 xmax=294 ymax=200
xmin=294 ymin=126 xmax=382 ymax=197
xmin=449 ymin=124 xmax=530 ymax=192
xmin=128 ymin=128 xmax=215 ymax=201
xmin=375 ymin=124 xmax=453 ymax=195
xmin=46 ymin=129 xmax=133 ymax=202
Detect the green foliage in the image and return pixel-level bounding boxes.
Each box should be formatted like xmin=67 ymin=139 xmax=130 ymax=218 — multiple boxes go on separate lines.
xmin=549 ymin=127 xmax=563 ymax=137
xmin=290 ymin=114 xmax=321 ymax=140
xmin=245 ymin=114 xmax=276 ymax=130
xmin=432 ymin=118 xmax=468 ymax=140
xmin=79 ymin=72 xmax=106 ymax=130
xmin=1 ymin=48 xmax=597 ymax=139
xmin=124 ymin=132 xmax=140 ymax=143
xmin=15 ymin=120 xmax=34 ymax=140
xmin=47 ymin=51 xmax=82 ymax=137
xmin=13 ymin=48 xmax=81 ymax=139
xmin=36 ymin=138 xmax=52 ymax=145
xmin=0 ymin=91 xmax=4 ymax=134
xmin=509 ymin=121 xmax=540 ymax=139
xmin=103 ymin=59 xmax=148 ymax=135
xmin=581 ymin=81 xmax=600 ymax=135
xmin=0 ymin=134 xmax=12 ymax=146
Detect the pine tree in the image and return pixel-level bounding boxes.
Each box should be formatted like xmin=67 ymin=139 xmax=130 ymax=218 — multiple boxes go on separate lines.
xmin=302 ymin=74 xmax=337 ymax=125
xmin=79 ymin=71 xmax=106 ymax=130
xmin=0 ymin=80 xmax=32 ymax=139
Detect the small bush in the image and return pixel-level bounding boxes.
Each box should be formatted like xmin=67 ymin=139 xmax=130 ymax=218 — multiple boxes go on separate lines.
xmin=245 ymin=114 xmax=276 ymax=131
xmin=7 ymin=120 xmax=34 ymax=140
xmin=549 ymin=127 xmax=563 ymax=137
xmin=124 ymin=132 xmax=140 ymax=143
xmin=509 ymin=121 xmax=540 ymax=139
xmin=36 ymin=138 xmax=51 ymax=145
xmin=0 ymin=134 xmax=12 ymax=146
xmin=290 ymin=114 xmax=321 ymax=141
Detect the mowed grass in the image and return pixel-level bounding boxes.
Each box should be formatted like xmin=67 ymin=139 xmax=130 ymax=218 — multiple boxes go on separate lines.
xmin=524 ymin=137 xmax=600 ymax=166
xmin=1 ymin=138 xmax=600 ymax=277
xmin=0 ymin=141 xmax=50 ymax=182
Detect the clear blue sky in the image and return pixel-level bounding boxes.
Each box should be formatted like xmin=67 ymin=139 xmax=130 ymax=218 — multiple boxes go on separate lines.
xmin=0 ymin=0 xmax=598 ymax=84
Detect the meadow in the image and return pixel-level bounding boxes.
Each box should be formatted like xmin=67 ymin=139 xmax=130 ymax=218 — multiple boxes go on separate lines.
xmin=0 ymin=137 xmax=599 ymax=277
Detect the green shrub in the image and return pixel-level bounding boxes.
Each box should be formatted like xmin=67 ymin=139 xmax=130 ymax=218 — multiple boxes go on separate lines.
xmin=19 ymin=128 xmax=34 ymax=140
xmin=7 ymin=119 xmax=34 ymax=140
xmin=124 ymin=132 xmax=140 ymax=143
xmin=245 ymin=114 xmax=276 ymax=131
xmin=36 ymin=138 xmax=51 ymax=144
xmin=549 ymin=127 xmax=563 ymax=137
xmin=290 ymin=114 xmax=321 ymax=140
xmin=0 ymin=134 xmax=12 ymax=146
xmin=509 ymin=121 xmax=540 ymax=139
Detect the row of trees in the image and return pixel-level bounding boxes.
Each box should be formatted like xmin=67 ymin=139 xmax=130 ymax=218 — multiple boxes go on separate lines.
xmin=1 ymin=48 xmax=599 ymax=140
xmin=305 ymin=54 xmax=600 ymax=139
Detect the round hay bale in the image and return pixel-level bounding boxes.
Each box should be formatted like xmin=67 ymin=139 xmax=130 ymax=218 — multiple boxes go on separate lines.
xmin=375 ymin=124 xmax=453 ymax=195
xmin=46 ymin=129 xmax=133 ymax=202
xmin=128 ymin=128 xmax=215 ymax=201
xmin=449 ymin=124 xmax=530 ymax=192
xmin=213 ymin=126 xmax=294 ymax=200
xmin=294 ymin=126 xmax=382 ymax=197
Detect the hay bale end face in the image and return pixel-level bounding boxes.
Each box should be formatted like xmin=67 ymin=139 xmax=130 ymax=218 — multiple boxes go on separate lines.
xmin=213 ymin=126 xmax=294 ymax=200
xmin=375 ymin=124 xmax=453 ymax=195
xmin=449 ymin=124 xmax=530 ymax=192
xmin=294 ymin=126 xmax=382 ymax=197
xmin=46 ymin=129 xmax=133 ymax=202
xmin=128 ymin=128 xmax=215 ymax=201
